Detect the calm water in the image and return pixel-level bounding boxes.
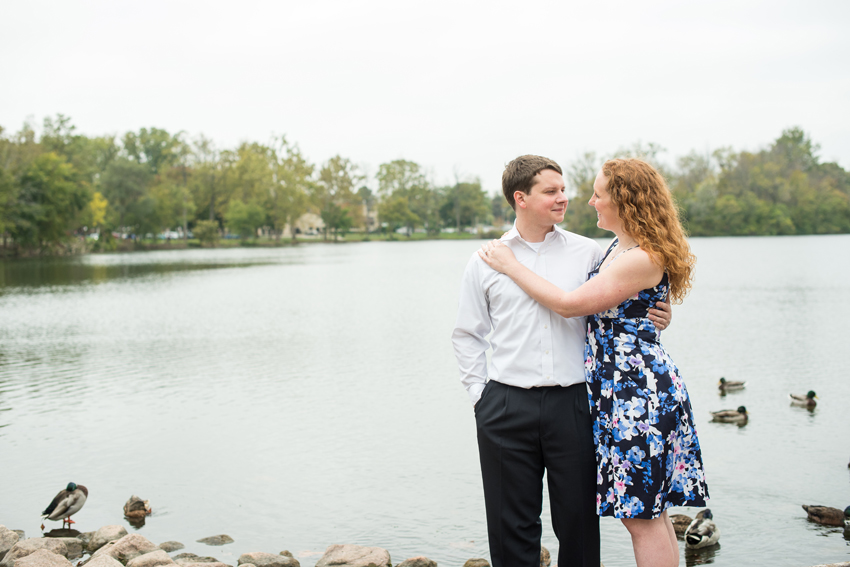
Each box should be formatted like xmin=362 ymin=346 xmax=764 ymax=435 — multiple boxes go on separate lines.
xmin=1 ymin=236 xmax=848 ymax=566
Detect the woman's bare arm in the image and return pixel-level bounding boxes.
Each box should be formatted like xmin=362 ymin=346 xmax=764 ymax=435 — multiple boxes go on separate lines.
xmin=479 ymin=240 xmax=664 ymax=318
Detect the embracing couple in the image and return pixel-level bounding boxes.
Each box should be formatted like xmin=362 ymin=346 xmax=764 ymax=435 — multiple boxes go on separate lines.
xmin=452 ymin=155 xmax=709 ymax=567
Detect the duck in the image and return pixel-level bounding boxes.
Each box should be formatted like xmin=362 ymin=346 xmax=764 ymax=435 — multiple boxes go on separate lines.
xmin=669 ymin=513 xmax=693 ymax=539
xmin=718 ymin=377 xmax=746 ymax=392
xmin=41 ymin=482 xmax=88 ymax=529
xmin=789 ymin=391 xmax=817 ymax=408
xmin=802 ymin=504 xmax=849 ymax=527
xmin=685 ymin=509 xmax=720 ymax=549
xmin=710 ymin=406 xmax=748 ymax=424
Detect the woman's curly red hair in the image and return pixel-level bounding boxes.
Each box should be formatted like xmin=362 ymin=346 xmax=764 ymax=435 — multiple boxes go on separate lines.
xmin=601 ymin=158 xmax=695 ymax=303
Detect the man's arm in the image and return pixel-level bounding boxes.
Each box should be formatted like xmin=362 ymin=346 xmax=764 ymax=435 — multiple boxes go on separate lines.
xmin=648 ymin=299 xmax=672 ymax=331
xmin=451 ymin=255 xmax=491 ymax=406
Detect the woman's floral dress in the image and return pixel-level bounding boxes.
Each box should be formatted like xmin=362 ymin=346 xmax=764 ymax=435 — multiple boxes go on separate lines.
xmin=585 ymin=240 xmax=709 ymax=519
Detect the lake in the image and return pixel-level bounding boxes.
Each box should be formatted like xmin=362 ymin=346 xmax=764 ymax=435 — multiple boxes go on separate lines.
xmin=1 ymin=235 xmax=848 ymax=566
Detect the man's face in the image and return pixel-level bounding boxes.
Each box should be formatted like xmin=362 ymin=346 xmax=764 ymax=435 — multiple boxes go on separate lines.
xmin=516 ymin=169 xmax=568 ymax=225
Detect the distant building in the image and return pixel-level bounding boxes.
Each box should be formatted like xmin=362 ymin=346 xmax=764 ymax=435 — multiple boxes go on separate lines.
xmin=282 ymin=212 xmax=325 ymax=237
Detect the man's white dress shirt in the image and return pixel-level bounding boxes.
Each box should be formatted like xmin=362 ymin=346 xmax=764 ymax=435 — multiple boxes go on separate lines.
xmin=452 ymin=224 xmax=603 ymax=405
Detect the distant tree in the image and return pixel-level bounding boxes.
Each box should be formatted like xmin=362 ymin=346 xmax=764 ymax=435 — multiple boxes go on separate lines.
xmin=270 ymin=137 xmax=313 ymax=242
xmin=225 ymin=199 xmax=265 ymax=240
xmin=314 ymin=156 xmax=363 ymax=239
xmin=378 ymin=194 xmax=419 ymax=235
xmin=440 ymin=180 xmax=490 ymax=232
xmin=100 ymin=157 xmax=151 ymax=229
xmin=193 ymin=220 xmax=220 ymax=246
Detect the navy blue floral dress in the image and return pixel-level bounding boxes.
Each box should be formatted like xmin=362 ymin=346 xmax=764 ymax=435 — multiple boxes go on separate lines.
xmin=585 ymin=240 xmax=709 ymax=519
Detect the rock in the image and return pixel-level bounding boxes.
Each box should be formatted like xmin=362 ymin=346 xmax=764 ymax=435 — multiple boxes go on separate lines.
xmin=85 ymin=557 xmax=124 ymax=567
xmin=122 ymin=497 xmax=150 ymax=519
xmin=13 ymin=549 xmax=73 ymax=567
xmin=88 ymin=527 xmax=129 ymax=554
xmin=314 ymin=545 xmax=390 ymax=567
xmin=236 ymin=553 xmax=297 ymax=567
xmin=157 ymin=543 xmax=184 ymax=553
xmin=11 ymin=533 xmax=25 ymax=541
xmin=54 ymin=539 xmax=83 ymax=560
xmin=1 ymin=539 xmax=68 ymax=567
xmin=462 ymin=560 xmax=489 ymax=567
xmin=196 ymin=536 xmax=233 ymax=547
xmin=77 ymin=533 xmax=95 ymax=550
xmin=278 ymin=552 xmax=292 ymax=558
xmin=540 ymin=546 xmax=550 ymax=567
xmin=175 ymin=563 xmax=230 ymax=567
xmin=126 ymin=550 xmax=174 ymax=567
xmin=397 ymin=558 xmax=436 ymax=567
xmin=173 ymin=556 xmax=219 ymax=565
xmin=0 ymin=526 xmax=20 ymax=559
xmin=89 ymin=534 xmax=158 ymax=565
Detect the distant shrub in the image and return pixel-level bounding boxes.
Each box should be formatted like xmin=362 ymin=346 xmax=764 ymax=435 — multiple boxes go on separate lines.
xmin=193 ymin=220 xmax=220 ymax=246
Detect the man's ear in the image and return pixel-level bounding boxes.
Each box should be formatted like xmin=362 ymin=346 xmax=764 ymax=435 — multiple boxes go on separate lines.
xmin=514 ymin=191 xmax=527 ymax=209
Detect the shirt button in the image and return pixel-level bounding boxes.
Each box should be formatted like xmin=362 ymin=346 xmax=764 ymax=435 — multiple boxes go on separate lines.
xmin=544 ymin=325 xmax=548 ymax=329
xmin=545 ymin=350 xmax=549 ymax=354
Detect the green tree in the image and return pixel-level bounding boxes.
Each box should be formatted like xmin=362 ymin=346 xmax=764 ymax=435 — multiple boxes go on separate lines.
xmin=100 ymin=157 xmax=151 ymax=229
xmin=193 ymin=219 xmax=220 ymax=246
xmin=440 ymin=180 xmax=490 ymax=232
xmin=314 ymin=156 xmax=363 ymax=239
xmin=225 ymin=199 xmax=265 ymax=240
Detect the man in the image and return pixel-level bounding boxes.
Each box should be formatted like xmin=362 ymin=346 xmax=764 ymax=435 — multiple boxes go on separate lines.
xmin=451 ymin=155 xmax=671 ymax=567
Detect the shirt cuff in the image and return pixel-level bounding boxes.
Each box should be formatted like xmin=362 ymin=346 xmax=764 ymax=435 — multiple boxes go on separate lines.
xmin=468 ymin=381 xmax=486 ymax=406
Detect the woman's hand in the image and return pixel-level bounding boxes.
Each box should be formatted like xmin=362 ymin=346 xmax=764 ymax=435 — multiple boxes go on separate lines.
xmin=478 ymin=240 xmax=518 ymax=275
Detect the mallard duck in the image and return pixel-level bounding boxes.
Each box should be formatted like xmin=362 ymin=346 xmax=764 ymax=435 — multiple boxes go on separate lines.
xmin=790 ymin=391 xmax=817 ymax=408
xmin=802 ymin=504 xmax=849 ymax=527
xmin=685 ymin=509 xmax=720 ymax=549
xmin=669 ymin=513 xmax=693 ymax=539
xmin=718 ymin=377 xmax=746 ymax=392
xmin=41 ymin=482 xmax=88 ymax=529
xmin=710 ymin=406 xmax=748 ymax=424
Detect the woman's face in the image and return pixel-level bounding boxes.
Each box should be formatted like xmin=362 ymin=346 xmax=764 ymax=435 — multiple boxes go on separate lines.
xmin=589 ymin=171 xmax=620 ymax=232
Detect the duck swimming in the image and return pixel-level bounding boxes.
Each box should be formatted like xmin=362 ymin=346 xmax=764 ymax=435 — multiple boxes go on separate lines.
xmin=710 ymin=406 xmax=748 ymax=424
xmin=718 ymin=377 xmax=746 ymax=392
xmin=685 ymin=509 xmax=720 ymax=549
xmin=802 ymin=504 xmax=849 ymax=527
xmin=789 ymin=391 xmax=817 ymax=408
xmin=41 ymin=482 xmax=88 ymax=529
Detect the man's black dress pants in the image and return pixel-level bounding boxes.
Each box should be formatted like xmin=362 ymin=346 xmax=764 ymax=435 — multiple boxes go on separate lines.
xmin=475 ymin=380 xmax=600 ymax=567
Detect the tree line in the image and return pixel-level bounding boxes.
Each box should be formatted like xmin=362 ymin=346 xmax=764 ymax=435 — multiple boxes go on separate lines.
xmin=0 ymin=117 xmax=847 ymax=256
xmin=564 ymin=128 xmax=850 ymax=237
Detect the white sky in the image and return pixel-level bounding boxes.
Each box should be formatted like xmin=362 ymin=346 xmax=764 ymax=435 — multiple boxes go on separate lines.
xmin=2 ymin=0 xmax=848 ymax=194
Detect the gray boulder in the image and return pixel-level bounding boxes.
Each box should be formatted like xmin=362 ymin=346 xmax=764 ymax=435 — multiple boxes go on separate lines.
xmin=76 ymin=533 xmax=94 ymax=551
xmin=461 ymin=560 xmax=489 ymax=567
xmin=157 ymin=543 xmax=184 ymax=553
xmin=126 ymin=550 xmax=174 ymax=567
xmin=540 ymin=546 xmax=550 ymax=567
xmin=89 ymin=534 xmax=158 ymax=565
xmin=196 ymin=536 xmax=233 ymax=547
xmin=173 ymin=556 xmax=219 ymax=565
xmin=84 ymin=556 xmax=124 ymax=567
xmin=175 ymin=563 xmax=230 ymax=567
xmin=397 ymin=558 xmax=436 ymax=567
xmin=314 ymin=545 xmax=390 ymax=567
xmin=88 ymin=527 xmax=129 ymax=554
xmin=0 ymin=526 xmax=20 ymax=559
xmin=54 ymin=539 xmax=83 ymax=560
xmin=1 ymin=539 xmax=68 ymax=567
xmin=236 ymin=553 xmax=297 ymax=567
xmin=12 ymin=549 xmax=73 ymax=567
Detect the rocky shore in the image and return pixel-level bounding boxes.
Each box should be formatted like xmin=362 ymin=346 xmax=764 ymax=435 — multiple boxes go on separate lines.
xmin=3 ymin=524 xmax=848 ymax=567
xmin=0 ymin=524 xmax=522 ymax=567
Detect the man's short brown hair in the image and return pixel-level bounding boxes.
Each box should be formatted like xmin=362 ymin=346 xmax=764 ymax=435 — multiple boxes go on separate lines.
xmin=502 ymin=155 xmax=563 ymax=210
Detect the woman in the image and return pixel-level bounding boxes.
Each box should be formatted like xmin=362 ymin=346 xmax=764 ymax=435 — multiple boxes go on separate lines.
xmin=479 ymin=158 xmax=708 ymax=567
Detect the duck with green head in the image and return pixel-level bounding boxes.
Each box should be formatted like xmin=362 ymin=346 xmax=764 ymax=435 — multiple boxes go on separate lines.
xmin=710 ymin=406 xmax=748 ymax=424
xmin=789 ymin=391 xmax=817 ymax=408
xmin=41 ymin=482 xmax=88 ymax=530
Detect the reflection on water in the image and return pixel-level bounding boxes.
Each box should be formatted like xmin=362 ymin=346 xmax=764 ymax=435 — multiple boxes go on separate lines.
xmin=686 ymin=544 xmax=719 ymax=566
xmin=1 ymin=236 xmax=849 ymax=567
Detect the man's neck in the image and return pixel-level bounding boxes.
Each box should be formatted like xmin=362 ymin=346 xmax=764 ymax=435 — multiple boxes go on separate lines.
xmin=515 ymin=217 xmax=555 ymax=243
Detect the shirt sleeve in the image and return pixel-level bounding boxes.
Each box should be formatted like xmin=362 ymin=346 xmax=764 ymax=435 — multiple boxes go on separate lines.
xmin=451 ymin=254 xmax=491 ymax=406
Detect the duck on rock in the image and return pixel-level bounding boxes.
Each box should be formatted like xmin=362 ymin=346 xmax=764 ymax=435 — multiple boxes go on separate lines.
xmin=41 ymin=482 xmax=88 ymax=529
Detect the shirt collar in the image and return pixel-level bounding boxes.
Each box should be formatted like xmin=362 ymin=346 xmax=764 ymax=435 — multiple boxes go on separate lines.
xmin=502 ymin=222 xmax=570 ymax=245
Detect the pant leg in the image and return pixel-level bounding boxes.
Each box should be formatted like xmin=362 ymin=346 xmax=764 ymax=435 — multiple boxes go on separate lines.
xmin=541 ymin=383 xmax=600 ymax=567
xmin=476 ymin=381 xmax=545 ymax=567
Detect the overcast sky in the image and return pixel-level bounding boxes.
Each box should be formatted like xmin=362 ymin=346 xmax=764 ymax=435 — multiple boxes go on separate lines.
xmin=2 ymin=0 xmax=848 ymax=193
